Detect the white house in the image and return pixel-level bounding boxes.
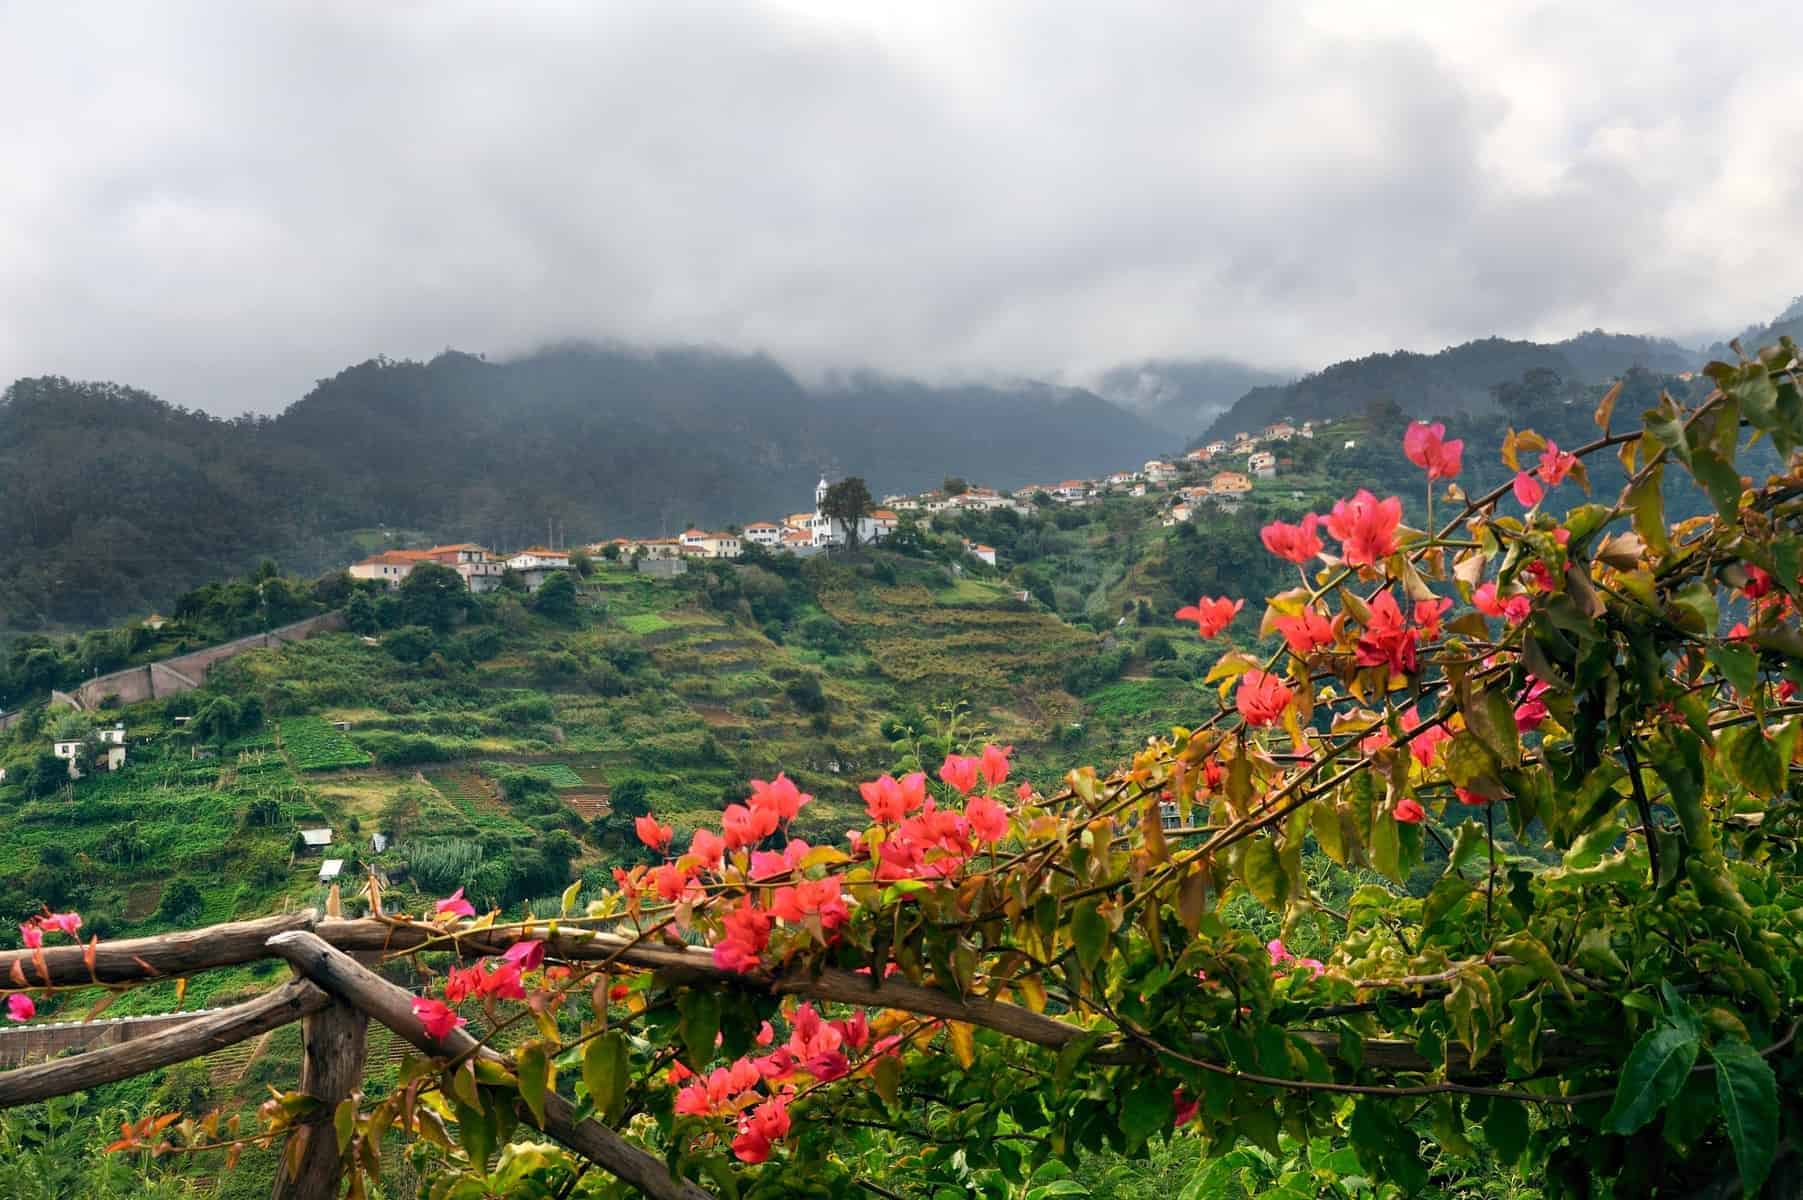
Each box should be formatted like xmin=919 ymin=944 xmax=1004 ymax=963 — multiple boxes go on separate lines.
xmin=742 ymin=522 xmax=783 ymax=547
xmin=507 ymin=547 xmax=571 ymax=571
xmin=318 ymin=859 xmax=344 ymax=884
xmin=1143 ymin=460 xmax=1178 ymax=484
xmin=348 ymin=550 xmax=424 ymax=587
xmin=1052 ymin=480 xmax=1092 ymax=503
xmin=964 ymin=541 xmax=998 ymax=566
xmin=299 ymin=827 xmax=334 ymax=853
xmin=1184 ymin=447 xmax=1211 ymax=462
xmin=1263 ymin=422 xmax=1297 ymax=441
xmin=696 ymin=532 xmax=742 ymax=559
xmin=1162 ymin=504 xmax=1193 ymax=527
xmin=1107 ymin=471 xmax=1140 ymax=487
xmin=1206 ymin=441 xmax=1230 ymax=457
xmin=1248 ymin=450 xmax=1278 ymax=479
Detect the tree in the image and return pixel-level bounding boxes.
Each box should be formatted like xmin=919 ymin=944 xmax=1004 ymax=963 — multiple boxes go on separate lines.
xmin=531 ymin=571 xmax=578 ymax=620
xmin=942 ymin=476 xmax=968 ymax=496
xmin=344 ymin=590 xmax=379 ymax=635
xmin=820 ymin=476 xmax=875 ymax=554
xmin=381 ymin=625 xmax=437 ymax=665
xmin=570 ymin=548 xmax=594 ymax=577
xmin=398 ymin=561 xmax=467 ymax=632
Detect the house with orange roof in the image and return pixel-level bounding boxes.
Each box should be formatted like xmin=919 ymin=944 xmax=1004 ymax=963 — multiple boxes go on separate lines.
xmin=963 ymin=540 xmax=997 ymax=567
xmin=742 ymin=521 xmax=784 ymax=547
xmin=1210 ymin=470 xmax=1252 ymax=494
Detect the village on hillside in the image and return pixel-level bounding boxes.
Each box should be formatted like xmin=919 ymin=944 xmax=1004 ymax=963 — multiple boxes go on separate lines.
xmin=344 ymin=419 xmax=1321 ymax=589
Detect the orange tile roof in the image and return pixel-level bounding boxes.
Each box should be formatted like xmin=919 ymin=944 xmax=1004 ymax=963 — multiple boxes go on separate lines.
xmin=871 ymin=509 xmax=898 ymax=519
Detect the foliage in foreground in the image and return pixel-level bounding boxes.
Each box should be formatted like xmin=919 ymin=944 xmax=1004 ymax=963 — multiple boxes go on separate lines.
xmin=22 ymin=337 xmax=1803 ymax=1198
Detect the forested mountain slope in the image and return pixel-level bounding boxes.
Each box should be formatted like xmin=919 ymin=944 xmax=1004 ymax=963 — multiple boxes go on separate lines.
xmin=0 ymin=347 xmax=1167 ymax=629
xmin=1197 ymin=330 xmax=1697 ymax=442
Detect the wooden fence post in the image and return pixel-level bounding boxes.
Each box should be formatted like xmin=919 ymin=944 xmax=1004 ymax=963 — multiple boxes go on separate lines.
xmin=270 ymin=999 xmax=367 ymax=1200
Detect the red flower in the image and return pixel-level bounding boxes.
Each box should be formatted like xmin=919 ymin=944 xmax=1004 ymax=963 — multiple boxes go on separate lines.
xmin=1274 ymin=609 xmax=1334 ymax=658
xmin=435 ymin=888 xmax=475 ymax=919
xmin=502 ymin=939 xmax=546 ymax=973
xmin=442 ymin=963 xmax=484 ymax=1003
xmin=688 ymin=828 xmax=725 ymax=872
xmin=861 ymin=772 xmax=927 ymax=823
xmin=412 ymin=997 xmax=467 ymax=1040
xmin=1325 ymin=490 xmax=1403 ymax=566
xmin=711 ymin=901 xmax=774 ymax=973
xmin=1260 ymin=514 xmax=1324 ymax=564
xmin=1512 ymin=471 xmax=1545 ymax=508
xmin=1172 ymin=1088 xmax=1200 ymax=1127
xmin=770 ymin=877 xmax=850 ymax=931
xmin=634 ymin=815 xmax=673 ymax=853
xmin=1514 ymin=681 xmax=1551 ymax=732
xmin=1175 ymin=596 xmax=1244 ymax=638
xmin=978 ymin=743 xmax=1012 ymax=787
xmin=1235 ymin=670 xmax=1293 ymax=727
xmin=1473 ymin=583 xmax=1531 ymax=626
xmin=732 ymin=1095 xmax=792 ymax=1164
xmin=6 ymin=994 xmax=35 ymax=1023
xmin=18 ymin=923 xmax=41 ymax=950
xmin=723 ymin=802 xmax=779 ymax=850
xmin=1393 ymin=796 xmax=1425 ymax=824
xmin=1745 ymin=566 xmax=1775 ymax=599
xmin=964 ymin=794 xmax=1010 ymax=843
xmin=1538 ymin=440 xmax=1578 ymax=487
xmin=748 ymin=773 xmax=812 ymax=824
xmin=1454 ymin=787 xmax=1493 ymax=806
xmin=1413 ymin=597 xmax=1451 ymax=641
xmin=1354 ymin=591 xmax=1418 ymax=676
xmin=1403 ymin=421 xmax=1464 ymax=480
xmin=478 ymin=960 xmax=527 ymax=1001
xmin=938 ymin=754 xmax=981 ymax=795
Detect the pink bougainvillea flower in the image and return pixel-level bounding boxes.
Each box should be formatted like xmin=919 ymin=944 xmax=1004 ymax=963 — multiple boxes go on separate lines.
xmin=1473 ymin=583 xmax=1531 ymax=626
xmin=6 ymin=993 xmax=35 ymax=1022
xmin=1260 ymin=514 xmax=1324 ymax=564
xmin=1515 ymin=681 xmax=1551 ymax=732
xmin=1538 ymin=440 xmax=1578 ymax=487
xmin=1403 ymin=421 xmax=1464 ymax=480
xmin=502 ymin=939 xmax=546 ymax=972
xmin=938 ymin=754 xmax=981 ymax=795
xmin=1325 ymin=490 xmax=1403 ymax=566
xmin=1175 ymin=596 xmax=1244 ymax=638
xmin=18 ymin=923 xmax=41 ymax=950
xmin=435 ymin=888 xmax=475 ymax=919
xmin=1235 ymin=670 xmax=1293 ymax=727
xmin=722 ymin=802 xmax=779 ymax=850
xmin=1393 ymin=796 xmax=1426 ymax=824
xmin=1016 ymin=781 xmax=1034 ymax=802
xmin=477 ymin=960 xmax=527 ymax=1001
xmin=1413 ymin=597 xmax=1452 ymax=641
xmin=442 ymin=963 xmax=484 ymax=1004
xmin=731 ymin=1095 xmax=792 ymax=1164
xmin=861 ymin=772 xmax=927 ymax=823
xmin=1355 ymin=590 xmax=1419 ymax=676
xmin=1266 ymin=939 xmax=1324 ymax=978
xmin=711 ymin=901 xmax=774 ymax=973
xmin=1274 ymin=609 xmax=1334 ymax=658
xmin=412 ymin=997 xmax=467 ymax=1040
xmin=1407 ymin=721 xmax=1452 ymax=770
xmin=39 ymin=912 xmax=81 ymax=939
xmin=748 ymin=773 xmax=812 ymax=824
xmin=634 ymin=815 xmax=673 ymax=854
xmin=978 ymin=743 xmax=1012 ymax=787
xmin=770 ymin=876 xmax=850 ymax=932
xmin=964 ymin=794 xmax=1010 ymax=843
xmin=688 ymin=828 xmax=726 ymax=872
xmin=1512 ymin=471 xmax=1545 ymax=508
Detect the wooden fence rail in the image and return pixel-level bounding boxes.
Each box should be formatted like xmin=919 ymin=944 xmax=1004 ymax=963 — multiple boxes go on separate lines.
xmin=0 ymin=909 xmax=1499 ymax=1199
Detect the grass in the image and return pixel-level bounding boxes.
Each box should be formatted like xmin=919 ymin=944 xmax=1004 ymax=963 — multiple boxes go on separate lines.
xmin=619 ymin=613 xmax=676 ymax=635
xmin=280 ymin=716 xmax=373 ymax=771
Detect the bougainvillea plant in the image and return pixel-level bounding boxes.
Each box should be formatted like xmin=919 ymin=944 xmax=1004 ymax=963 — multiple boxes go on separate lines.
xmin=50 ymin=337 xmax=1803 ymax=1196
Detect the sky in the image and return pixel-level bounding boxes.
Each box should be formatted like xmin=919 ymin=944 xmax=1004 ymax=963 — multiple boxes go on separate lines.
xmin=2 ymin=1 xmax=1800 ymax=415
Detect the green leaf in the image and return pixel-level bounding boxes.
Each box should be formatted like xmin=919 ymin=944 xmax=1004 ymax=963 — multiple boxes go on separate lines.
xmin=333 ymin=1097 xmax=357 ymax=1155
xmin=677 ymin=989 xmax=722 ymax=1069
xmin=1069 ymin=899 xmax=1109 ymax=972
xmin=452 ymin=1097 xmax=495 ymax=1171
xmin=1442 ymin=733 xmax=1499 ymax=789
xmin=1420 ymin=875 xmax=1473 ymax=938
xmin=1495 ymin=933 xmax=1572 ymax=1002
xmin=1626 ymin=468 xmax=1669 ymax=554
xmin=1239 ymin=837 xmax=1288 ymax=909
xmin=1708 ymin=643 xmax=1760 ymax=695
xmin=1668 ymin=582 xmax=1718 ymax=634
xmin=1602 ymin=1024 xmax=1699 ymax=1134
xmin=1719 ymin=725 xmax=1785 ymax=799
xmin=1464 ymin=689 xmax=1520 ymax=767
xmin=1710 ymin=1038 xmax=1778 ymax=1195
xmin=1119 ymin=1074 xmax=1175 ymax=1143
xmin=516 ymin=1043 xmax=550 ymax=1129
xmin=582 ymin=1031 xmax=628 ymax=1126
xmin=1690 ymin=448 xmax=1743 ymax=522
xmin=1483 ymin=1098 xmax=1529 ymax=1164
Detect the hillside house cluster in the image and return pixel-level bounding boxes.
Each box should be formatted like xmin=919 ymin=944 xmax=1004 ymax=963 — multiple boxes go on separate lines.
xmin=349 ymin=543 xmax=548 ymax=594
xmin=52 ymin=723 xmax=128 ymax=780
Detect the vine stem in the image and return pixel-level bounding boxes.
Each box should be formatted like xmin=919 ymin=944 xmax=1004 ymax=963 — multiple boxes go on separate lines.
xmin=1621 ymin=739 xmax=1661 ymax=885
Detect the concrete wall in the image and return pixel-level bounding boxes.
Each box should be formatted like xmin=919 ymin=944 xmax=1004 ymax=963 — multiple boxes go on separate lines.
xmin=0 ymin=1007 xmax=224 ymax=1068
xmin=64 ymin=611 xmax=346 ymax=710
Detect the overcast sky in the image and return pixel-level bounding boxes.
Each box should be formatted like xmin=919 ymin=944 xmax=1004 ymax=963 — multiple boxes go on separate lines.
xmin=2 ymin=1 xmax=1799 ymax=414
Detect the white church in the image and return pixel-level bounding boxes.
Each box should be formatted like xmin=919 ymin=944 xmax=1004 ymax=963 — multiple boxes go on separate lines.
xmin=798 ymin=477 xmax=899 ymax=548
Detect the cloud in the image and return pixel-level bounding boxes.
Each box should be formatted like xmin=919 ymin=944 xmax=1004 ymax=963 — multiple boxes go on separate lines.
xmin=0 ymin=0 xmax=1798 ymax=413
